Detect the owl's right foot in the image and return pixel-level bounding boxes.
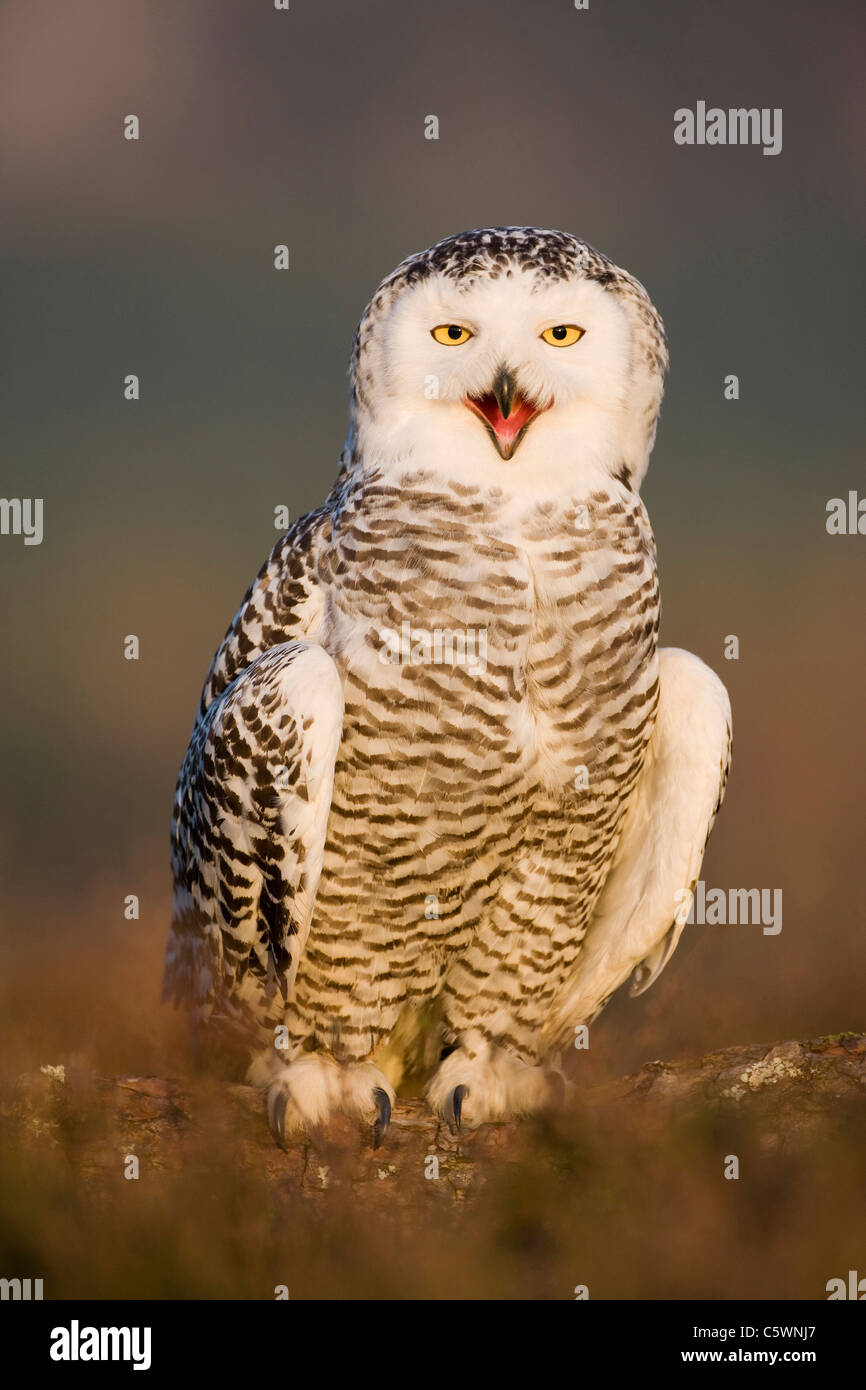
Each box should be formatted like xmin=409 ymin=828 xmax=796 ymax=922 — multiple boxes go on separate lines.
xmin=260 ymin=1055 xmax=395 ymax=1149
xmin=426 ymin=1034 xmax=555 ymax=1129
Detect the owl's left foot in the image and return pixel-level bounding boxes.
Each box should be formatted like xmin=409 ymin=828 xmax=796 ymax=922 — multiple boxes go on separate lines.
xmin=426 ymin=1034 xmax=557 ymax=1130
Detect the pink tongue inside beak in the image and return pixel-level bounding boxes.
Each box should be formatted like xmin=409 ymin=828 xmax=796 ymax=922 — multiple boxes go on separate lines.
xmin=472 ymin=391 xmax=537 ymax=445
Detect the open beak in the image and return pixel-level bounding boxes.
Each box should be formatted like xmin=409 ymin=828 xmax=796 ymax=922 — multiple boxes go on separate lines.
xmin=465 ymin=367 xmax=544 ymax=460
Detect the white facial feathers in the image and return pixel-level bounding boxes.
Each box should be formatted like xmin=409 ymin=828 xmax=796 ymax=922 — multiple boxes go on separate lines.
xmin=347 ymin=228 xmax=667 ymax=492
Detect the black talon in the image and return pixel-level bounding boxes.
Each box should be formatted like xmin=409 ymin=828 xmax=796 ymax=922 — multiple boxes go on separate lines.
xmin=269 ymin=1089 xmax=288 ymax=1148
xmin=446 ymin=1084 xmax=469 ymax=1134
xmin=372 ymin=1087 xmax=391 ymax=1148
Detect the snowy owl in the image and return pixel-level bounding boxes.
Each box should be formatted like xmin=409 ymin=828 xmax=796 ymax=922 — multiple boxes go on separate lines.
xmin=164 ymin=227 xmax=732 ymax=1145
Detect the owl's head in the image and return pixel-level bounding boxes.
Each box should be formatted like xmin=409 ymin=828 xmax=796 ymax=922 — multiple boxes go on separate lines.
xmin=346 ymin=228 xmax=667 ymax=494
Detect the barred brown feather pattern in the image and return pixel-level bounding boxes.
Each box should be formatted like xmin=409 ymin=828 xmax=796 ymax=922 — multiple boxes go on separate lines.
xmin=290 ymin=469 xmax=659 ymax=1061
xmin=167 ymin=462 xmax=660 ymax=1065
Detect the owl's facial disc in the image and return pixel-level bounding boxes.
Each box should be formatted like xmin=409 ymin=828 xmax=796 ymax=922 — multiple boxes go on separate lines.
xmin=465 ymin=367 xmax=545 ymax=461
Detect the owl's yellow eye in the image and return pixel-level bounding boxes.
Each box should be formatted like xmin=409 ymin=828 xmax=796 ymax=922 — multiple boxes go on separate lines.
xmin=431 ymin=324 xmax=473 ymax=345
xmin=540 ymin=324 xmax=585 ymax=347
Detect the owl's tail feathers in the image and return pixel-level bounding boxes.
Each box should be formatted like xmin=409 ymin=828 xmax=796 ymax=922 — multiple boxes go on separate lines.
xmin=543 ymin=647 xmax=732 ymax=1046
xmin=162 ymin=640 xmax=344 ymax=1027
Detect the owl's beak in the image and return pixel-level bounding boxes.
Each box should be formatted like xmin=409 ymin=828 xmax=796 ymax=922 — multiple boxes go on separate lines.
xmin=465 ymin=367 xmax=543 ymax=460
xmin=491 ymin=366 xmax=516 ymax=421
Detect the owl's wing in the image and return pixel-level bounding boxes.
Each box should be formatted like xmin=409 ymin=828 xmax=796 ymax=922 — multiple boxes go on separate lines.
xmin=197 ymin=503 xmax=333 ymax=720
xmin=165 ymin=502 xmax=344 ymax=1036
xmin=544 ymin=647 xmax=732 ymax=1042
xmin=164 ymin=641 xmax=343 ymax=1039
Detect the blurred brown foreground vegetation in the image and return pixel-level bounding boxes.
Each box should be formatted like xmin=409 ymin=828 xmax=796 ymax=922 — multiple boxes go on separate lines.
xmin=2 ymin=1033 xmax=864 ymax=1300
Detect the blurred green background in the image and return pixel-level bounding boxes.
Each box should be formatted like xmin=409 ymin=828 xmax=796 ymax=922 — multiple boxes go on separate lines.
xmin=1 ymin=0 xmax=864 ymax=1094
